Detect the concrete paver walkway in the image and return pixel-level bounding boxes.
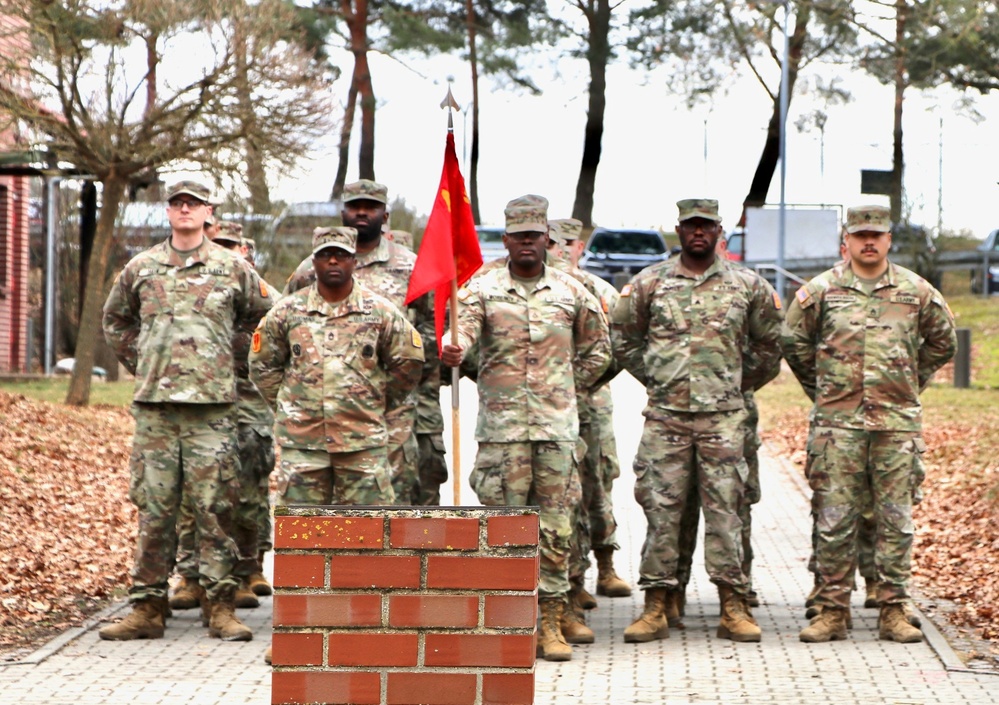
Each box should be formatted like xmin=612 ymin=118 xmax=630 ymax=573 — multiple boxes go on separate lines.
xmin=1 ymin=375 xmax=995 ymax=703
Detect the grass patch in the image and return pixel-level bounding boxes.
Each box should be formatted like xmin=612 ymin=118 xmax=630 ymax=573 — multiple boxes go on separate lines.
xmin=947 ymin=294 xmax=999 ymax=389
xmin=0 ymin=379 xmax=134 ymax=407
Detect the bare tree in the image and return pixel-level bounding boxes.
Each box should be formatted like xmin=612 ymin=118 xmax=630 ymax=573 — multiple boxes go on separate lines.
xmin=0 ymin=0 xmax=336 ymax=405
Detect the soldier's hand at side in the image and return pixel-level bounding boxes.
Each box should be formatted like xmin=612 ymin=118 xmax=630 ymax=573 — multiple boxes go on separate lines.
xmin=440 ymin=344 xmax=464 ymax=368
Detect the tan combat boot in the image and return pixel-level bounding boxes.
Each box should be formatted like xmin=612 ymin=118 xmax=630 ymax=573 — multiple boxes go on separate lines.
xmin=623 ymin=588 xmax=669 ymax=643
xmin=663 ymin=589 xmax=684 ymax=629
xmin=717 ymin=586 xmax=761 ymax=642
xmin=864 ymin=577 xmax=879 ymax=608
xmin=560 ymin=602 xmax=595 ymax=644
xmin=208 ymin=599 xmax=254 ymax=641
xmin=98 ymin=600 xmax=165 ymax=641
xmin=594 ymin=547 xmax=632 ymax=597
xmin=537 ymin=599 xmax=573 ymax=661
xmin=878 ymin=603 xmax=923 ymax=643
xmin=235 ymin=580 xmax=261 ymax=609
xmin=248 ymin=551 xmax=273 ymax=597
xmin=169 ymin=576 xmax=204 ymax=610
xmin=800 ymin=606 xmax=850 ymax=642
xmin=572 ymin=583 xmax=597 ymax=611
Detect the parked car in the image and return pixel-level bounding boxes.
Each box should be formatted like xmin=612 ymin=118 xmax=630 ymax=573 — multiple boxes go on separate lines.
xmin=580 ymin=228 xmax=669 ymax=285
xmin=476 ymin=225 xmax=507 ymax=262
xmin=974 ymin=228 xmax=999 ymax=294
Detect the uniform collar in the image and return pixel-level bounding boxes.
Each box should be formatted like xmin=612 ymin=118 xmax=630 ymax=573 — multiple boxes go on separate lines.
xmin=307 ymin=278 xmax=368 ymax=316
xmin=148 ymin=236 xmax=216 ymax=268
xmin=499 ymin=262 xmax=553 ymax=296
xmin=669 ymin=255 xmax=725 ymax=281
xmin=836 ymin=260 xmax=897 ymax=291
xmin=356 ymin=236 xmax=391 ymax=268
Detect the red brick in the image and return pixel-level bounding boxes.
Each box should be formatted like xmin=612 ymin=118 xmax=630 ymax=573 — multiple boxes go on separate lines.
xmin=484 ymin=594 xmax=538 ymax=628
xmin=482 ymin=673 xmax=535 ymax=705
xmin=272 ymin=553 xmax=326 ymax=588
xmin=389 ymin=594 xmax=479 ymax=628
xmin=389 ymin=517 xmax=479 ymax=550
xmin=328 ymin=632 xmax=418 ymax=667
xmin=386 ymin=673 xmax=477 ymax=705
xmin=271 ymin=632 xmax=324 ymax=666
xmin=274 ymin=515 xmax=384 ymax=550
xmin=272 ymin=594 xmax=382 ymax=627
xmin=272 ymin=671 xmax=380 ymax=705
xmin=328 ymin=554 xmax=420 ymax=588
xmin=486 ymin=514 xmax=539 ymax=547
xmin=427 ymin=556 xmax=538 ymax=590
xmin=425 ymin=633 xmax=535 ymax=667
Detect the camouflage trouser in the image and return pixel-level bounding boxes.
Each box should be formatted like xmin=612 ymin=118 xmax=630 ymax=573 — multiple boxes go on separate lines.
xmin=127 ymin=402 xmax=241 ymax=602
xmin=634 ymin=408 xmax=750 ymax=594
xmin=387 ymin=406 xmax=419 ymax=505
xmin=176 ymin=423 xmax=275 ymax=579
xmin=806 ymin=426 xmax=924 ymax=609
xmin=276 ymin=446 xmax=395 ymax=506
xmin=568 ymin=413 xmax=621 ymax=582
xmin=415 ymin=433 xmax=448 ymax=506
xmin=471 ymin=441 xmax=580 ymax=597
xmin=676 ymin=396 xmax=761 ymax=591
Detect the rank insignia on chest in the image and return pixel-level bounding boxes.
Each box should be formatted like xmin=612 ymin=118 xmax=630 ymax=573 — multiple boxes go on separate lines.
xmin=411 ymin=329 xmax=422 ymax=348
xmin=251 ymin=331 xmax=262 ymax=353
xmin=292 ymin=343 xmax=302 ymax=357
xmin=620 ymin=284 xmax=632 ymax=297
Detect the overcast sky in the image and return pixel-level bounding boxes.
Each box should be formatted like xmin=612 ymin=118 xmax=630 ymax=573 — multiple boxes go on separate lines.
xmin=269 ymin=26 xmax=999 ymax=240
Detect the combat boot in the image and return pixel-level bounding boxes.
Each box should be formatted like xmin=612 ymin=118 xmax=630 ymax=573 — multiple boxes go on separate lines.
xmin=98 ymin=600 xmax=165 ymax=641
xmin=594 ymin=547 xmax=632 ymax=597
xmin=800 ymin=605 xmax=849 ymax=643
xmin=878 ymin=603 xmax=923 ymax=643
xmin=169 ymin=576 xmax=204 ymax=610
xmin=746 ymin=589 xmax=760 ymax=608
xmin=571 ymin=581 xmax=597 ymax=611
xmin=804 ymin=580 xmax=821 ymax=619
xmin=537 ymin=599 xmax=573 ymax=661
xmin=235 ymin=580 xmax=261 ymax=609
xmin=560 ymin=603 xmax=595 ymax=644
xmin=248 ymin=551 xmax=273 ymax=597
xmin=623 ymin=588 xmax=669 ymax=643
xmin=716 ymin=586 xmax=761 ymax=643
xmin=208 ymin=599 xmax=254 ymax=641
xmin=663 ymin=589 xmax=684 ymax=629
xmin=864 ymin=577 xmax=879 ymax=608
xmin=902 ymin=602 xmax=922 ymax=628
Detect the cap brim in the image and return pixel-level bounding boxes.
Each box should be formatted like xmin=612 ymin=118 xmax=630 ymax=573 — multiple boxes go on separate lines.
xmin=678 ymin=212 xmax=722 ymax=223
xmin=343 ymin=195 xmax=387 ymax=205
xmin=312 ymin=244 xmax=356 ymax=256
xmin=505 ymin=224 xmax=548 ymax=234
xmin=212 ymin=235 xmax=241 ymax=244
xmin=167 ymin=189 xmax=210 ymax=203
xmin=845 ymin=224 xmax=890 ymax=234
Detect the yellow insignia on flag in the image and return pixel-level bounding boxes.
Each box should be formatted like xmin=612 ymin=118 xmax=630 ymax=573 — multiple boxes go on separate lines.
xmin=251 ymin=331 xmax=262 ymax=353
xmin=772 ymin=291 xmax=782 ymax=310
xmin=411 ymin=329 xmax=423 ymax=348
xmin=620 ymin=284 xmax=632 ymax=297
xmin=458 ymin=287 xmax=471 ymax=302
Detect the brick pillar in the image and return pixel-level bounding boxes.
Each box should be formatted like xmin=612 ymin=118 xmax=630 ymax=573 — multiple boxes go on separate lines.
xmin=272 ymin=507 xmax=540 ymax=705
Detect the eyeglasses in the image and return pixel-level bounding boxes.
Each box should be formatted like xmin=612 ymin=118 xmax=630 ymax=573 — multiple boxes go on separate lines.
xmin=506 ymin=232 xmax=546 ymax=242
xmin=314 ymin=249 xmax=354 ymax=262
xmin=169 ymin=198 xmax=206 ymax=210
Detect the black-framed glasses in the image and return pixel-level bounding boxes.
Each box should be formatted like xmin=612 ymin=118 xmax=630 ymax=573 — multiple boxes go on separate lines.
xmin=169 ymin=198 xmax=206 ymax=210
xmin=314 ymin=248 xmax=354 ymax=262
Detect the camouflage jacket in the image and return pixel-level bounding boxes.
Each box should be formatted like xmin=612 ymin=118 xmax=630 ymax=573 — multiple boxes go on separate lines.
xmin=103 ymin=238 xmax=273 ymax=404
xmin=285 ymin=237 xmax=438 ymax=432
xmin=249 ymin=281 xmax=424 ymax=452
xmin=451 ymin=264 xmax=612 ymax=442
xmin=612 ymin=256 xmax=783 ymax=413
xmin=781 ymin=260 xmax=956 ymax=431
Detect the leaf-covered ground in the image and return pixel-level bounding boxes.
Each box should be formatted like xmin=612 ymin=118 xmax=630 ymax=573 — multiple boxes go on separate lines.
xmin=0 ymin=392 xmax=136 ymax=660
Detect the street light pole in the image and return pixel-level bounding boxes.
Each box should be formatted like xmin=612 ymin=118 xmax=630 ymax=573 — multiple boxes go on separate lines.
xmin=776 ymin=0 xmax=790 ymax=301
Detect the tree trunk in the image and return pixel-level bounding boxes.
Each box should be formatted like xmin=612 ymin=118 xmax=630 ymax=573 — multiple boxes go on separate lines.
xmin=351 ymin=0 xmax=376 ymax=181
xmin=66 ymin=177 xmax=127 ymax=406
xmin=572 ymin=0 xmax=611 ymax=230
xmin=466 ymin=0 xmax=481 ymax=224
xmin=739 ymin=4 xmax=811 ymax=225
xmin=331 ymin=78 xmax=358 ymax=201
xmin=891 ymin=0 xmax=907 ymax=224
xmin=236 ymin=22 xmax=271 ymax=217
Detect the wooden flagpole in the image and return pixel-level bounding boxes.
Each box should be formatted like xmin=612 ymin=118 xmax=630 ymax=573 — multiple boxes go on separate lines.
xmin=441 ymin=86 xmax=462 ymax=506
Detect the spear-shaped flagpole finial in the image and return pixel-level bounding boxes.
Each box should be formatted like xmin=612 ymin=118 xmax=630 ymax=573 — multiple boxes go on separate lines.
xmin=440 ymin=85 xmax=461 ymax=132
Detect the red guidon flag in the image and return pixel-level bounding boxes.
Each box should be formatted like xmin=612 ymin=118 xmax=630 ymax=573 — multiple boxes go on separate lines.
xmin=405 ymin=133 xmax=482 ymax=347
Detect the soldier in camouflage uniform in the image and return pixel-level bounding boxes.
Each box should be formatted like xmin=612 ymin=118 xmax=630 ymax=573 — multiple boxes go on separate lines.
xmin=782 ymin=205 xmax=956 ymax=644
xmin=612 ymin=198 xmax=783 ymax=644
xmin=251 ymin=225 xmax=423 ymax=507
xmin=100 ymin=180 xmax=272 ymax=643
xmin=283 ymin=181 xmax=432 ymax=504
xmin=440 ymin=195 xmax=612 ymax=662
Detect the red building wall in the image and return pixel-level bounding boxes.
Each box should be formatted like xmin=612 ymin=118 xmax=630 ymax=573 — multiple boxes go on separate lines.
xmin=0 ymin=174 xmax=30 ymax=373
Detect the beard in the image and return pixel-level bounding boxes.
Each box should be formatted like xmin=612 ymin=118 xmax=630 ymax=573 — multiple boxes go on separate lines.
xmin=352 ymin=219 xmax=382 ymax=244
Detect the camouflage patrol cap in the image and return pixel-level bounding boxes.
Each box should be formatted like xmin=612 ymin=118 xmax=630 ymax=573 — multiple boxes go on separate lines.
xmin=165 ymin=180 xmax=212 ymax=204
xmin=312 ymin=225 xmax=357 ymax=255
xmin=845 ymin=205 xmax=891 ymax=234
xmin=343 ymin=179 xmax=389 ymax=205
xmin=212 ymin=220 xmax=243 ymax=244
xmin=241 ymin=238 xmax=256 ymax=258
xmin=549 ymin=218 xmax=583 ymax=244
xmin=390 ymin=230 xmax=414 ymax=251
xmin=203 ymin=214 xmax=216 ymax=227
xmin=677 ymin=198 xmax=722 ymax=223
xmin=504 ymin=194 xmax=549 ymax=234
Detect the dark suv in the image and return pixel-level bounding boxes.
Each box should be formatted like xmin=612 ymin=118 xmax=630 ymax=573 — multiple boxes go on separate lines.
xmin=580 ymin=228 xmax=669 ymax=285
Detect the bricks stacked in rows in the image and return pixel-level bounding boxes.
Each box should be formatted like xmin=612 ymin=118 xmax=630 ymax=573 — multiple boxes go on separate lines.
xmin=271 ymin=507 xmax=540 ymax=705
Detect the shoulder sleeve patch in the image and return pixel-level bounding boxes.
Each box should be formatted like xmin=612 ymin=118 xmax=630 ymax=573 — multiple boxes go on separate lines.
xmin=600 ymin=296 xmax=609 ymax=314
xmin=259 ymin=279 xmax=269 ymax=298
xmin=620 ymin=284 xmax=632 ymax=297
xmin=795 ymin=287 xmax=814 ymax=308
xmin=411 ymin=329 xmax=423 ymax=348
xmin=772 ymin=291 xmax=783 ymax=310
xmin=251 ymin=330 xmax=262 ymax=353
